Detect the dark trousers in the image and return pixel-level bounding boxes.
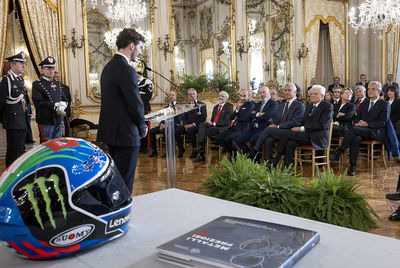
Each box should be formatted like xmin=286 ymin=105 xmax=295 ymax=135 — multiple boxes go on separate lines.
xmin=216 ymin=128 xmax=241 ymax=154
xmin=332 ymin=125 xmax=350 ymax=137
xmin=197 ymin=123 xmax=220 ymax=153
xmin=339 ymin=126 xmax=384 ymax=166
xmin=6 ymin=129 xmax=27 ymax=167
xmin=108 ymin=145 xmax=139 ymax=194
xmin=236 ymin=128 xmax=263 ymax=154
xmin=274 ymin=130 xmax=312 ymax=166
xmin=149 ymin=125 xmax=164 ymax=153
xmin=175 ymin=125 xmax=199 ymax=151
xmin=254 ymin=128 xmax=286 ymax=160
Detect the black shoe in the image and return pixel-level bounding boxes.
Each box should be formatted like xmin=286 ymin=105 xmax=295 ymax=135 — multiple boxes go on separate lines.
xmin=386 ymin=192 xmax=400 ymax=200
xmin=193 ymin=154 xmax=206 ymax=163
xmin=189 ymin=151 xmax=198 ymax=159
xmin=347 ymin=165 xmax=356 ymax=176
xmin=330 ymin=151 xmax=341 ymax=161
xmin=389 ymin=207 xmax=400 ymax=221
xmin=149 ymin=152 xmax=158 ymax=158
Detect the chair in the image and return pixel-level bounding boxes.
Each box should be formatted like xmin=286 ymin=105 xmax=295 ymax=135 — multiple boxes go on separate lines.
xmin=294 ymin=121 xmax=333 ymax=177
xmin=206 ymin=136 xmax=222 ymax=160
xmin=330 ymin=136 xmax=345 ymax=172
xmin=359 ymin=140 xmax=387 ymax=171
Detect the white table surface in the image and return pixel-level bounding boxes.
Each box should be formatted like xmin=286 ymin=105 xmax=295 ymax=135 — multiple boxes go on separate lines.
xmin=1 ymin=188 xmax=400 ymax=268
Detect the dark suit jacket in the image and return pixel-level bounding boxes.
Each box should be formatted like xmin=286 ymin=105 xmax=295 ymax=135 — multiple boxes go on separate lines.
xmin=211 ymin=102 xmax=233 ymax=132
xmin=390 ymin=100 xmax=400 ymax=134
xmin=272 ymin=99 xmax=305 ymax=129
xmin=333 ymin=102 xmax=356 ymax=129
xmin=183 ymin=100 xmax=207 ymax=126
xmin=230 ymin=100 xmax=255 ymax=132
xmin=251 ymin=99 xmax=279 ymax=129
xmin=355 ymin=98 xmax=389 ymax=140
xmin=383 ymin=82 xmax=399 ymax=93
xmin=302 ymin=101 xmax=333 ymax=150
xmin=328 ymin=83 xmax=345 ymax=92
xmin=97 ymin=54 xmax=146 ymax=147
xmin=61 ymin=83 xmax=71 ymax=118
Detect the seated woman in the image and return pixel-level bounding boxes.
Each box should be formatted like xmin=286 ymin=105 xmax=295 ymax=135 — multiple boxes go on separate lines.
xmin=324 ymin=91 xmax=333 ymax=103
xmin=385 ymin=85 xmax=400 ymax=140
xmin=332 ymin=87 xmax=356 ymax=137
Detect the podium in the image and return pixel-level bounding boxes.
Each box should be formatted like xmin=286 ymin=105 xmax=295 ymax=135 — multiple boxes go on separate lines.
xmin=145 ymin=104 xmax=204 ymax=188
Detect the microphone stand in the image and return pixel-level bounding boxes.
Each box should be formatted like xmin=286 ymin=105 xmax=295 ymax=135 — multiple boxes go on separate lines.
xmin=143 ymin=74 xmax=176 ymax=112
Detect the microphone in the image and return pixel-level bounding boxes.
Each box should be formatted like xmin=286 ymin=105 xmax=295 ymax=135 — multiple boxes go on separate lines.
xmin=142 ymin=74 xmax=176 ymax=112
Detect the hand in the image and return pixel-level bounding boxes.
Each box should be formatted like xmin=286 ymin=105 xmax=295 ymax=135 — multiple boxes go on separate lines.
xmin=256 ymin=112 xmax=265 ymax=117
xmin=206 ymin=119 xmax=213 ymax=125
xmin=337 ymin=112 xmax=345 ymax=117
xmin=356 ymin=120 xmax=368 ymax=127
xmin=184 ymin=123 xmax=194 ymax=130
xmin=269 ymin=124 xmax=277 ymax=128
xmin=291 ymin=127 xmax=301 ymax=132
xmin=236 ymin=102 xmax=243 ymax=110
xmin=141 ymin=125 xmax=148 ymax=138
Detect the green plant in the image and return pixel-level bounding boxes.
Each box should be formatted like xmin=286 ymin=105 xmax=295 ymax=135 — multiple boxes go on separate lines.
xmin=178 ymin=74 xmax=209 ymax=102
xmin=298 ymin=170 xmax=378 ymax=231
xmin=209 ymin=72 xmax=238 ymax=102
xmin=202 ymin=154 xmax=378 ymax=231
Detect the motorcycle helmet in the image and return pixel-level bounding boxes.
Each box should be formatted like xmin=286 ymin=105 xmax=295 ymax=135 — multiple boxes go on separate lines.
xmin=0 ymin=138 xmax=132 ymax=259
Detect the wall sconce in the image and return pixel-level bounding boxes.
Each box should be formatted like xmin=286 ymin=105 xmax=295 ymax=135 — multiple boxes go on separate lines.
xmin=62 ymin=28 xmax=84 ymax=58
xmin=263 ymin=62 xmax=270 ymax=73
xmin=297 ymin=43 xmax=309 ymax=64
xmin=236 ymin=36 xmax=249 ymax=61
xmin=157 ymin=34 xmax=174 ymax=61
xmin=217 ymin=41 xmax=231 ymax=56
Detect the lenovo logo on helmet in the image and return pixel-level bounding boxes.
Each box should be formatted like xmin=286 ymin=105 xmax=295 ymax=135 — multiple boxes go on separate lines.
xmin=50 ymin=224 xmax=95 ymax=246
xmin=106 ymin=211 xmax=131 ymax=233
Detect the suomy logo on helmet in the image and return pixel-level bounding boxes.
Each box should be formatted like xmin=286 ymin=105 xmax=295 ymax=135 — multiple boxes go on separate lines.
xmin=20 ymin=174 xmax=67 ymax=229
xmin=50 ymin=224 xmax=95 ymax=247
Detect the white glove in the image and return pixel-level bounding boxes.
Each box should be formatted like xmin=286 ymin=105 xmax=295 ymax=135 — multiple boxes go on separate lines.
xmin=54 ymin=101 xmax=67 ymax=116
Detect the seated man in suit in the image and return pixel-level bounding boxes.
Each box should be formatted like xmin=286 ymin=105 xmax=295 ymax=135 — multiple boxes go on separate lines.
xmin=215 ymin=89 xmax=254 ymax=158
xmin=235 ymin=86 xmax=279 ymax=155
xmin=382 ymin=73 xmax=399 ymax=94
xmin=194 ymin=91 xmax=233 ymax=163
xmin=175 ymin=88 xmax=207 ymax=158
xmin=330 ymin=81 xmax=389 ymax=176
xmin=332 ymin=87 xmax=356 ymax=137
xmin=332 ymin=86 xmax=342 ymax=105
xmin=149 ymin=90 xmax=179 ymax=157
xmin=328 ymin=77 xmax=345 ymax=93
xmin=249 ymin=83 xmax=305 ymax=162
xmin=353 ymin=85 xmax=367 ymax=114
xmin=270 ymin=85 xmax=333 ymax=167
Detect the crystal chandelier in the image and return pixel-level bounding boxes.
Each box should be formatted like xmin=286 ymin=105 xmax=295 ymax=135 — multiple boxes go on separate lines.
xmin=105 ymin=0 xmax=147 ymax=26
xmin=349 ymin=0 xmax=400 ymax=39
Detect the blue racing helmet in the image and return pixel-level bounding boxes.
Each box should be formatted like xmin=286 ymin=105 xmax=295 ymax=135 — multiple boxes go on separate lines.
xmin=0 ymin=138 xmax=132 ymax=259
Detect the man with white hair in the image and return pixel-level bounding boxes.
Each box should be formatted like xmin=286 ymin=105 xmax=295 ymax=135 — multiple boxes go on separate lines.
xmin=270 ymin=85 xmax=333 ymax=167
xmin=331 ymin=81 xmax=389 ymax=176
xmin=194 ymin=91 xmax=233 ymax=162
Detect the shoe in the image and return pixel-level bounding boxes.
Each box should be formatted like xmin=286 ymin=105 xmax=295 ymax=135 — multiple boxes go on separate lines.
xmin=149 ymin=152 xmax=158 ymax=158
xmin=389 ymin=207 xmax=400 ymax=221
xmin=178 ymin=149 xmax=185 ymax=158
xmin=193 ymin=154 xmax=206 ymax=163
xmin=161 ymin=153 xmax=166 ymax=158
xmin=386 ymin=192 xmax=400 ymax=200
xmin=347 ymin=164 xmax=356 ymax=176
xmin=330 ymin=151 xmax=341 ymax=161
xmin=189 ymin=151 xmax=198 ymax=159
xmin=248 ymin=149 xmax=257 ymax=160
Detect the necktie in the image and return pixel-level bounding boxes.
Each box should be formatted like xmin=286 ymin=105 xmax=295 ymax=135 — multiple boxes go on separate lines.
xmin=356 ymin=99 xmax=361 ymax=113
xmin=282 ymin=101 xmax=289 ymax=120
xmin=309 ymin=105 xmax=316 ymax=116
xmin=260 ymin=101 xmax=266 ymax=112
xmin=368 ymin=101 xmax=374 ymax=112
xmin=213 ymin=104 xmax=222 ymax=124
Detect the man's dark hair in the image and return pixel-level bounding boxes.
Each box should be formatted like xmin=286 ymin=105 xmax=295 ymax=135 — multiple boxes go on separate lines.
xmin=116 ymin=28 xmax=145 ymax=50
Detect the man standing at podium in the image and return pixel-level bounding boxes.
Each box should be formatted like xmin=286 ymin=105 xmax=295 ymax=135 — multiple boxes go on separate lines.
xmin=97 ymin=28 xmax=147 ymax=193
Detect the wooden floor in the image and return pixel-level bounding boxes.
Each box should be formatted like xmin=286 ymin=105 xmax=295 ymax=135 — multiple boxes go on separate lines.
xmin=132 ymin=148 xmax=400 ymax=240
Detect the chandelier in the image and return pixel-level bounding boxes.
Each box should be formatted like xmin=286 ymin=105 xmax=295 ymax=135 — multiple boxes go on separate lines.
xmin=105 ymin=0 xmax=147 ymax=26
xmin=349 ymin=0 xmax=400 ymax=39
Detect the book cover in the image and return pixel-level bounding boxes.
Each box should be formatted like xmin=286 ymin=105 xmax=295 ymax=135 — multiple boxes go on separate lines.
xmin=156 ymin=216 xmax=320 ymax=268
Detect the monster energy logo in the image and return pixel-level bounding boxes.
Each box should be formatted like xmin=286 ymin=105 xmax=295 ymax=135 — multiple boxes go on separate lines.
xmin=21 ymin=174 xmax=67 ymax=229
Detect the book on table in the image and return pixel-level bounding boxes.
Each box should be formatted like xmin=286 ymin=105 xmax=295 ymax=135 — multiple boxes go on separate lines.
xmin=156 ymin=216 xmax=320 ymax=268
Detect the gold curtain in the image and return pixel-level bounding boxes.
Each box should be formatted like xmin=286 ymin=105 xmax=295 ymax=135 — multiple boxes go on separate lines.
xmin=305 ymin=20 xmax=320 ymax=87
xmin=328 ymin=21 xmax=345 ymax=81
xmin=17 ymin=0 xmax=60 ymax=71
xmin=387 ymin=27 xmax=400 ymax=78
xmin=0 ymin=1 xmax=9 ymax=73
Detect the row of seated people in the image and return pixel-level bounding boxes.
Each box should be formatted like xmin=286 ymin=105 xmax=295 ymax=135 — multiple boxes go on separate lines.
xmin=148 ymin=82 xmax=397 ymax=176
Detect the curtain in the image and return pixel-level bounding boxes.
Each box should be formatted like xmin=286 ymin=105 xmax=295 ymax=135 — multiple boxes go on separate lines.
xmin=387 ymin=27 xmax=400 ymax=79
xmin=328 ymin=20 xmax=345 ymax=81
xmin=0 ymin=0 xmax=9 ymax=73
xmin=305 ymin=20 xmax=320 ymax=88
xmin=315 ymin=23 xmax=334 ymax=88
xmin=17 ymin=0 xmax=60 ymax=76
